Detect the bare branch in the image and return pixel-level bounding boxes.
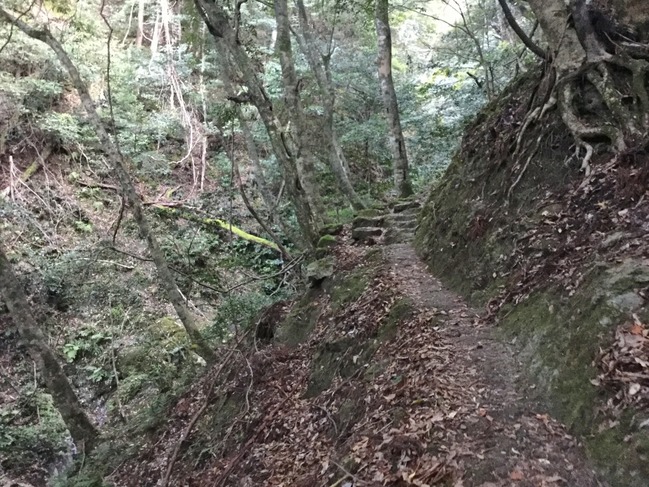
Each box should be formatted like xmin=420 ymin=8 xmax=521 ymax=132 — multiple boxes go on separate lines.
xmin=496 ymin=0 xmax=546 ymax=59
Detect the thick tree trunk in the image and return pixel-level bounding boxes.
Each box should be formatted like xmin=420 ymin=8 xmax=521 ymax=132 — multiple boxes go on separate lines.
xmin=194 ymin=0 xmax=321 ymax=246
xmin=294 ymin=0 xmax=366 ymax=211
xmin=375 ymin=0 xmax=413 ymax=198
xmin=0 ymin=8 xmax=217 ymax=365
xmin=527 ymin=0 xmax=585 ymax=75
xmin=0 ymin=246 xmax=99 ymax=453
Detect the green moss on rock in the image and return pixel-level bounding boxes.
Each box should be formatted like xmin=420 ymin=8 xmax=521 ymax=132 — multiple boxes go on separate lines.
xmin=275 ymin=289 xmax=324 ymax=346
xmin=378 ymin=298 xmax=415 ymax=340
xmin=499 ymin=261 xmax=649 ymax=486
xmin=317 ymin=234 xmax=337 ymax=248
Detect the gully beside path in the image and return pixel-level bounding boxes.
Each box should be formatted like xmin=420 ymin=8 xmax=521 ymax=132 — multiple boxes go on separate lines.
xmin=372 ymin=201 xmax=606 ymax=486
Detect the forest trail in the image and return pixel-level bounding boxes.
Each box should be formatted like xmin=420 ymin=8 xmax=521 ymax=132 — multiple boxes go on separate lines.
xmin=376 ymin=206 xmax=607 ymax=486
xmin=112 ymin=204 xmax=612 ymax=487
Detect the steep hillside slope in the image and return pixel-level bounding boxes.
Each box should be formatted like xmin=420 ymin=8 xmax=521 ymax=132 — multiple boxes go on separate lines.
xmin=415 ymin=68 xmax=649 ymax=486
xmin=62 ymin=208 xmax=608 ymax=487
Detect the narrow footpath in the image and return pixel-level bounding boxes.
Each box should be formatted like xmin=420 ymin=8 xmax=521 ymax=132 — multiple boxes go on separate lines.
xmin=376 ymin=201 xmax=607 ymax=486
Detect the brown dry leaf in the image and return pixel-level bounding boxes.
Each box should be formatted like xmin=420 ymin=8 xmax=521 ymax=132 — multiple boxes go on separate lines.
xmin=629 ymin=323 xmax=645 ymax=336
xmin=510 ymin=469 xmax=524 ymax=481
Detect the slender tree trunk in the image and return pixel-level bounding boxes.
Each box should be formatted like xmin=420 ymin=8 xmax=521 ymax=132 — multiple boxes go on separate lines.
xmin=221 ymin=71 xmax=303 ymax=248
xmin=0 ymin=246 xmax=99 ymax=453
xmin=136 ymin=0 xmax=145 ymax=47
xmin=294 ymin=0 xmax=366 ymax=211
xmin=495 ymin=0 xmax=545 ymax=59
xmin=0 ymin=8 xmax=217 ymax=365
xmin=194 ymin=0 xmax=321 ymax=246
xmin=273 ymin=0 xmax=326 ymax=227
xmin=150 ymin=8 xmax=161 ymax=59
xmin=375 ymin=0 xmax=413 ymax=198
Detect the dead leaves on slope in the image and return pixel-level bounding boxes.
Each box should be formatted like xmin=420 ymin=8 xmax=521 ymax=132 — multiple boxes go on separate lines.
xmin=595 ymin=316 xmax=649 ymax=414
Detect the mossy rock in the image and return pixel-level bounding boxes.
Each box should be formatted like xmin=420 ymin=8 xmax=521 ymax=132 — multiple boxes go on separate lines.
xmin=319 ymin=223 xmax=344 ymax=236
xmin=326 ymin=268 xmax=370 ymax=310
xmin=306 ymin=257 xmax=334 ymax=285
xmin=352 ymin=215 xmax=385 ymax=229
xmin=275 ymin=289 xmax=324 ymax=346
xmin=317 ymin=234 xmax=337 ymax=249
xmin=500 ymin=260 xmax=649 ymax=486
xmin=378 ymin=298 xmax=415 ymax=340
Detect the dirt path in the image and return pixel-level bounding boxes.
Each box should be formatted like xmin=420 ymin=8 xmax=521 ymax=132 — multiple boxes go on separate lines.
xmin=383 ymin=236 xmax=606 ymax=487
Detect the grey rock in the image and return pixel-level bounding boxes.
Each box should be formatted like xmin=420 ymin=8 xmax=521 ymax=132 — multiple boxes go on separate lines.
xmin=351 ymin=227 xmax=383 ymax=242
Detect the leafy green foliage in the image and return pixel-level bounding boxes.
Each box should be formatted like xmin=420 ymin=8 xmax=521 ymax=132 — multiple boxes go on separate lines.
xmin=0 ymin=392 xmax=69 ymax=473
xmin=62 ymin=329 xmax=111 ymax=363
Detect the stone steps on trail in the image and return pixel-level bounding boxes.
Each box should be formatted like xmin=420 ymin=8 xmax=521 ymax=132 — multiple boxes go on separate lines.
xmin=392 ymin=200 xmax=421 ymax=213
xmin=384 ymin=227 xmax=414 ymax=244
xmin=386 ymin=212 xmax=417 ymax=223
xmin=350 ymin=199 xmax=421 ymax=244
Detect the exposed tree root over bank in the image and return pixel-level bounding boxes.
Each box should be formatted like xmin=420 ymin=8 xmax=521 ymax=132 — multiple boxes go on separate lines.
xmin=106 ymin=226 xmax=605 ymax=487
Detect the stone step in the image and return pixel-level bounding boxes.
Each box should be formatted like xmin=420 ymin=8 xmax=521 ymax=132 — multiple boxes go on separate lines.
xmin=393 ymin=200 xmax=421 ymax=213
xmin=394 ymin=219 xmax=418 ymax=230
xmin=384 ymin=228 xmax=414 ymax=244
xmin=397 ymin=207 xmax=421 ymax=217
xmin=352 ymin=215 xmax=385 ymax=230
xmin=386 ymin=213 xmax=417 ymax=223
xmin=351 ymin=226 xmax=383 ymax=242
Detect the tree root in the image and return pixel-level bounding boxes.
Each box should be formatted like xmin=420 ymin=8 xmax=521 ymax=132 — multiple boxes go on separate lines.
xmin=577 ymin=141 xmax=594 ymax=189
xmin=558 ymin=81 xmax=626 ymax=151
xmin=507 ymin=135 xmax=542 ymax=203
xmin=514 ymin=97 xmax=556 ymax=155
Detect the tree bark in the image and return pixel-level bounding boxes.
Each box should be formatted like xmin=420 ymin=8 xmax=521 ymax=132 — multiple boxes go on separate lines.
xmin=194 ymin=0 xmax=321 ymax=246
xmin=0 ymin=7 xmax=217 ymax=365
xmin=527 ymin=0 xmax=586 ymax=76
xmin=522 ymin=0 xmax=649 ymax=169
xmin=375 ymin=0 xmax=413 ymax=198
xmin=0 ymin=246 xmax=99 ymax=453
xmin=294 ymin=0 xmax=366 ymax=211
xmin=272 ymin=0 xmax=326 ymax=227
xmin=496 ymin=0 xmax=545 ymax=59
xmin=136 ymin=0 xmax=145 ymax=47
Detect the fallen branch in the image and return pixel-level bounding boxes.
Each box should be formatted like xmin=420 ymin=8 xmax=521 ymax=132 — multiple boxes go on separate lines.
xmin=0 ymin=145 xmax=51 ymax=199
xmin=152 ymin=204 xmax=281 ymax=252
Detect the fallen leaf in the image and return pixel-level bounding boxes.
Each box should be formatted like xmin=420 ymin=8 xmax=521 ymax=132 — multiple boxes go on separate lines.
xmin=510 ymin=469 xmax=524 ymax=481
xmin=629 ymin=323 xmax=645 ymax=336
xmin=629 ymin=383 xmax=641 ymax=396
